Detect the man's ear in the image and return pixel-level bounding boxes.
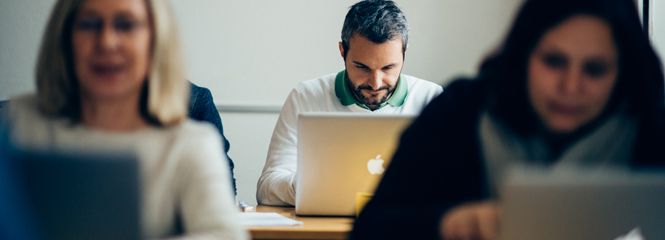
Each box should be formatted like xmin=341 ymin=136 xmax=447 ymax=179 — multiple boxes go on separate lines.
xmin=338 ymin=41 xmax=345 ymax=59
xmin=403 ymin=42 xmax=408 ymax=60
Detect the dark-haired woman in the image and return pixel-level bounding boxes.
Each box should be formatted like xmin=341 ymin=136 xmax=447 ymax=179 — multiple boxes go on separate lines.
xmin=351 ymin=0 xmax=665 ymax=239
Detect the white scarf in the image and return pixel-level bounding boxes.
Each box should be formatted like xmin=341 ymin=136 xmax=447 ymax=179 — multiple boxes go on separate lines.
xmin=479 ymin=110 xmax=638 ymax=196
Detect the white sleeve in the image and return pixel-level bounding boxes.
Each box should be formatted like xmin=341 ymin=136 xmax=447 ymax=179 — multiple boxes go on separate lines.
xmin=256 ymin=89 xmax=301 ymax=206
xmin=165 ymin=125 xmax=248 ymax=240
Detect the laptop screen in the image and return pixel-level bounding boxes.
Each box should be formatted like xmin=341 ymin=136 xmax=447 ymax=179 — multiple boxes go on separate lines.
xmin=296 ymin=112 xmax=414 ymax=216
xmin=14 ymin=148 xmax=142 ymax=240
xmin=500 ymin=168 xmax=665 ymax=240
xmin=0 ymin=142 xmax=36 ymax=240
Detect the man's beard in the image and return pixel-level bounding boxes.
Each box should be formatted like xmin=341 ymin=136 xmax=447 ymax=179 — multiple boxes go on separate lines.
xmin=348 ymin=78 xmax=395 ymax=108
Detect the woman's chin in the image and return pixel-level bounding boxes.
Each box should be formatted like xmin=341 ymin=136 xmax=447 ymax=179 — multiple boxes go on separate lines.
xmin=544 ymin=120 xmax=583 ymax=135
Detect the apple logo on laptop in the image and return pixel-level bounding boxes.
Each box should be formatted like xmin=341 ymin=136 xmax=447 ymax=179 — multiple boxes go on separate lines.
xmin=367 ymin=155 xmax=385 ymax=175
xmin=614 ymin=228 xmax=644 ymax=240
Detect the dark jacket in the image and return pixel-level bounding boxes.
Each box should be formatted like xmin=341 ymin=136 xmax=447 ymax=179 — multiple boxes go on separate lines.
xmin=189 ymin=83 xmax=237 ymax=195
xmin=350 ymin=78 xmax=665 ymax=240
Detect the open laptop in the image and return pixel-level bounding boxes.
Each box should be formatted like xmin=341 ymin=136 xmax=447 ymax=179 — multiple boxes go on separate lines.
xmin=500 ymin=168 xmax=665 ymax=240
xmin=295 ymin=112 xmax=414 ymax=216
xmin=12 ymin=148 xmax=142 ymax=240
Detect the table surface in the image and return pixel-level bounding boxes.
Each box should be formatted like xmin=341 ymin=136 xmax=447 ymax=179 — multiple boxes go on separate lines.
xmin=248 ymin=205 xmax=354 ymax=240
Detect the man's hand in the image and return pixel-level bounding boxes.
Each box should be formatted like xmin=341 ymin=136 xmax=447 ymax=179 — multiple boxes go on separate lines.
xmin=440 ymin=201 xmax=500 ymax=240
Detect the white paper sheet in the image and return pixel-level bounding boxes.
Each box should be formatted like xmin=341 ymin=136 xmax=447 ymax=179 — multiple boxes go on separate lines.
xmin=239 ymin=212 xmax=303 ymax=227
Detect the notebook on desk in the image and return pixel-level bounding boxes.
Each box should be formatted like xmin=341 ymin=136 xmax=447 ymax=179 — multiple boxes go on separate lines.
xmin=295 ymin=112 xmax=414 ymax=216
xmin=499 ymin=168 xmax=665 ymax=240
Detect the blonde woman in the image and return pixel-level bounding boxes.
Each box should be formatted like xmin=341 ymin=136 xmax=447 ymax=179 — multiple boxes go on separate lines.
xmin=6 ymin=0 xmax=247 ymax=239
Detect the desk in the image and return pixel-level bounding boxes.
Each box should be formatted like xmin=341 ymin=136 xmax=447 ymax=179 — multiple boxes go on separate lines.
xmin=249 ymin=206 xmax=354 ymax=240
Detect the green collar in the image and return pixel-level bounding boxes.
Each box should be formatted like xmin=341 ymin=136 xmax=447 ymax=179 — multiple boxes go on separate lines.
xmin=334 ymin=70 xmax=408 ymax=110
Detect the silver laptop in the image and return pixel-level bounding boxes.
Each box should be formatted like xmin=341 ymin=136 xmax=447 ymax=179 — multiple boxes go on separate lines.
xmin=295 ymin=112 xmax=413 ymax=216
xmin=500 ymin=168 xmax=665 ymax=240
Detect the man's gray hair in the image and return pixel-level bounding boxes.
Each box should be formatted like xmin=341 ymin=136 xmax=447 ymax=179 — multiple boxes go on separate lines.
xmin=341 ymin=0 xmax=409 ymax=58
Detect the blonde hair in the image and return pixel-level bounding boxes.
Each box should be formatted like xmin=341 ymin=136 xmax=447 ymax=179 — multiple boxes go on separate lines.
xmin=35 ymin=0 xmax=188 ymax=126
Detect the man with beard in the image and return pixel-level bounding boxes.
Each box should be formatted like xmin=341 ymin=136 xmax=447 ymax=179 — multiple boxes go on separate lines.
xmin=257 ymin=0 xmax=442 ymax=206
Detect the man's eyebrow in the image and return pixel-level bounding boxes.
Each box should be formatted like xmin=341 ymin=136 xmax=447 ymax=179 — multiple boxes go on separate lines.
xmin=352 ymin=61 xmax=370 ymax=68
xmin=382 ymin=63 xmax=398 ymax=69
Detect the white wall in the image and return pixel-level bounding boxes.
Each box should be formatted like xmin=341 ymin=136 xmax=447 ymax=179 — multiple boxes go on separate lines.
xmin=651 ymin=0 xmax=665 ymax=60
xmin=0 ymin=1 xmax=52 ymax=100
xmin=0 ymin=0 xmax=524 ymax=205
xmin=222 ymin=113 xmax=278 ymax=205
xmin=170 ymin=0 xmax=522 ymax=107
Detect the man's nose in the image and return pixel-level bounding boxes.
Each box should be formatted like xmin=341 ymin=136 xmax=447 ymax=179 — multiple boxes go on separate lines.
xmin=368 ymin=71 xmax=383 ymax=90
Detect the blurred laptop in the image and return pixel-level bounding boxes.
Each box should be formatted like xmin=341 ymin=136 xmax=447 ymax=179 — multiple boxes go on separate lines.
xmin=0 ymin=139 xmax=37 ymax=240
xmin=500 ymin=168 xmax=665 ymax=240
xmin=12 ymin=148 xmax=142 ymax=240
xmin=295 ymin=112 xmax=413 ymax=216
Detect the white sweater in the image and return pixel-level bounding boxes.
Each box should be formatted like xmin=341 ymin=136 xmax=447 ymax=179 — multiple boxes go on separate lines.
xmin=7 ymin=96 xmax=248 ymax=240
xmin=257 ymin=72 xmax=442 ymax=206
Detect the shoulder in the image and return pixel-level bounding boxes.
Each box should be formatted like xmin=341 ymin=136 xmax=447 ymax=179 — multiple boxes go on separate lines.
xmin=408 ymin=77 xmax=486 ymax=132
xmin=402 ymin=74 xmax=442 ymax=93
xmin=286 ymin=73 xmax=337 ymax=104
xmin=633 ymin=108 xmax=665 ymax=165
xmin=431 ymin=77 xmax=486 ymax=110
xmin=188 ymin=82 xmax=214 ymax=114
xmin=189 ymin=82 xmax=212 ymax=99
xmin=401 ymin=75 xmax=443 ymax=105
xmin=171 ymin=120 xmax=222 ymax=145
xmin=163 ymin=120 xmax=223 ymax=160
xmin=293 ymin=73 xmax=336 ymax=95
xmin=8 ymin=94 xmax=39 ymax=114
xmin=163 ymin=120 xmax=226 ymax=170
xmin=6 ymin=94 xmax=49 ymax=126
xmin=5 ymin=95 xmax=72 ymax=150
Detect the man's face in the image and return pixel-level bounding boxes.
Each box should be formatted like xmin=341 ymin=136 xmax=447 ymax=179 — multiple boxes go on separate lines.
xmin=340 ymin=34 xmax=404 ymax=109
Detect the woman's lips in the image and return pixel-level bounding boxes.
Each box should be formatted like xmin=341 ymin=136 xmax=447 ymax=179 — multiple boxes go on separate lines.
xmin=547 ymin=101 xmax=583 ymax=116
xmin=90 ymin=63 xmax=126 ymax=79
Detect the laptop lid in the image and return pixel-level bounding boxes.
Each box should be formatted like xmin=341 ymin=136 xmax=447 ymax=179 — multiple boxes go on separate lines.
xmin=14 ymin=148 xmax=142 ymax=240
xmin=500 ymin=169 xmax=665 ymax=240
xmin=0 ymin=142 xmax=36 ymax=240
xmin=295 ymin=112 xmax=413 ymax=216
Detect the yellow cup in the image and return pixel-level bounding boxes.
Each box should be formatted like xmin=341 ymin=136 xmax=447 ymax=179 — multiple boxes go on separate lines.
xmin=355 ymin=192 xmax=373 ymax=217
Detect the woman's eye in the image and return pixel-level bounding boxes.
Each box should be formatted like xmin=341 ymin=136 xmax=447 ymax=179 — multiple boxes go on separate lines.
xmin=583 ymin=61 xmax=610 ymax=78
xmin=542 ymin=53 xmax=567 ymax=69
xmin=76 ymin=18 xmax=102 ymax=31
xmin=114 ymin=18 xmax=136 ymax=32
